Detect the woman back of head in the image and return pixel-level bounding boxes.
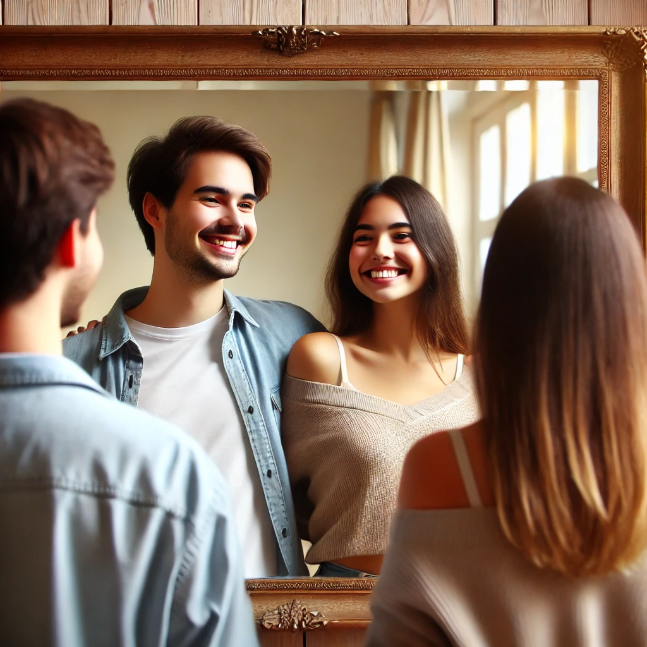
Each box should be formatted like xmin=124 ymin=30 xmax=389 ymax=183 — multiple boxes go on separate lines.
xmin=326 ymin=175 xmax=469 ymax=355
xmin=475 ymin=177 xmax=647 ymax=577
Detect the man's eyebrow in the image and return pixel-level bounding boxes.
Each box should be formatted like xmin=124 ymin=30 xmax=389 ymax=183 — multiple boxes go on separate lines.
xmin=193 ymin=186 xmax=259 ymax=203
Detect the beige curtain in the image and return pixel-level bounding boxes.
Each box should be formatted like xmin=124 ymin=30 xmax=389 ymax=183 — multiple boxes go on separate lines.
xmin=402 ymin=90 xmax=451 ymax=211
xmin=366 ymin=91 xmax=399 ymax=182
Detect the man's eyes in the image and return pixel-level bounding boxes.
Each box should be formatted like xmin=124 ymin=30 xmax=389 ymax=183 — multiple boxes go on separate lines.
xmin=199 ymin=196 xmax=254 ymax=210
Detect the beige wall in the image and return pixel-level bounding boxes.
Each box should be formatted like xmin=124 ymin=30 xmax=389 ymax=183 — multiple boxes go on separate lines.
xmin=2 ymin=88 xmax=371 ymax=328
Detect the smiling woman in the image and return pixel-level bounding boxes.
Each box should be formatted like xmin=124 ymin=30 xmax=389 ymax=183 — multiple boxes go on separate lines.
xmin=281 ymin=175 xmax=480 ymax=577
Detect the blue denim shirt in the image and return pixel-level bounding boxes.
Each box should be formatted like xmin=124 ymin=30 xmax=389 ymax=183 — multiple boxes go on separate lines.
xmin=63 ymin=287 xmax=325 ymax=576
xmin=0 ymin=354 xmax=259 ymax=647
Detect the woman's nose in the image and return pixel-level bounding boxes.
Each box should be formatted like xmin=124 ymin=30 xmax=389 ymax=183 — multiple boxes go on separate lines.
xmin=373 ymin=234 xmax=394 ymax=260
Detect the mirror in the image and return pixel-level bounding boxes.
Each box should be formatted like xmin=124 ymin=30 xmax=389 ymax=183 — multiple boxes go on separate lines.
xmin=1 ymin=26 xmax=643 ymax=641
xmin=2 ymin=77 xmax=599 ymax=326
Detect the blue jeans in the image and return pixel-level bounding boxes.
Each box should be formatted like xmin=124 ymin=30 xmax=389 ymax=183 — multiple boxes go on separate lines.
xmin=314 ymin=562 xmax=377 ymax=578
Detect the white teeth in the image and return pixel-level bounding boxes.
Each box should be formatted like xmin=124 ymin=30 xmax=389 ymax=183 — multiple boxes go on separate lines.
xmin=212 ymin=238 xmax=237 ymax=249
xmin=371 ymin=270 xmax=399 ymax=278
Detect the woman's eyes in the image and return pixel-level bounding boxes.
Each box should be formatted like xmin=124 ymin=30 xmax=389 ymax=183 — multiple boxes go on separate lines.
xmin=353 ymin=232 xmax=412 ymax=244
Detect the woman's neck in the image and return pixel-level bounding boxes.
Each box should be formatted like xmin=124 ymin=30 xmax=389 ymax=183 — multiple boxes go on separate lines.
xmin=357 ymin=294 xmax=428 ymax=362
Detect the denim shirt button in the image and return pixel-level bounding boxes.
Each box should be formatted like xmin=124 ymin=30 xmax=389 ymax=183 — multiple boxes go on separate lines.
xmin=247 ymin=405 xmax=254 ymax=414
xmin=282 ymin=528 xmax=287 ymax=538
xmin=128 ymin=375 xmax=134 ymax=389
xmin=266 ymin=469 xmax=272 ymax=478
xmin=228 ymin=350 xmax=233 ymax=359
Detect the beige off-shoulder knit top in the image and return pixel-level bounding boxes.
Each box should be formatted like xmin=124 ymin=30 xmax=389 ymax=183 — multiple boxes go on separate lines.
xmin=281 ymin=354 xmax=479 ymax=565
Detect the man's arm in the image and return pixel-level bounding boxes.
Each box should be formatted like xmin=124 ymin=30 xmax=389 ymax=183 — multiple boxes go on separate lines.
xmin=168 ymin=476 xmax=260 ymax=647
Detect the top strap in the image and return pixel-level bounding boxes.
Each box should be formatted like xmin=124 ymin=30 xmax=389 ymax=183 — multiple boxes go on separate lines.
xmin=448 ymin=429 xmax=483 ymax=507
xmin=454 ymin=354 xmax=465 ymax=381
xmin=329 ymin=333 xmax=353 ymax=389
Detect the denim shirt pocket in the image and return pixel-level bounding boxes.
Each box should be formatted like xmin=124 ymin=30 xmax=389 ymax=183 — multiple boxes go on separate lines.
xmin=270 ymin=387 xmax=282 ymax=432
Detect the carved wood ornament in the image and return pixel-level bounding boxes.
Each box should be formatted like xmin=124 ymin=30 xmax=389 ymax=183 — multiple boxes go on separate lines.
xmin=259 ymin=599 xmax=328 ymax=631
xmin=603 ymin=27 xmax=647 ymax=76
xmin=254 ymin=25 xmax=339 ymax=57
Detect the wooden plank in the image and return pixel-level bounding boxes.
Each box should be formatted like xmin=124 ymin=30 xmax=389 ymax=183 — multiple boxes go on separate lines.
xmin=307 ymin=629 xmax=367 ymax=646
xmin=199 ymin=0 xmax=302 ymax=25
xmin=111 ymin=0 xmax=197 ymax=25
xmin=590 ymin=0 xmax=647 ymax=25
xmin=5 ymin=0 xmax=108 ymax=24
xmin=496 ymin=0 xmax=587 ymax=25
xmin=410 ymin=0 xmax=493 ymax=25
xmin=258 ymin=632 xmax=303 ymax=647
xmin=305 ymin=0 xmax=407 ymax=25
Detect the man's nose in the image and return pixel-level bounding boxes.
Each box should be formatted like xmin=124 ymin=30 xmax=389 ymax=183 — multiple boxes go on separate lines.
xmin=218 ymin=204 xmax=244 ymax=232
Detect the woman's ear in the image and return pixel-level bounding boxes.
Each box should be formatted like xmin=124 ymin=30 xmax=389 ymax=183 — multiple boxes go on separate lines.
xmin=57 ymin=220 xmax=81 ymax=268
xmin=142 ymin=192 xmax=165 ymax=231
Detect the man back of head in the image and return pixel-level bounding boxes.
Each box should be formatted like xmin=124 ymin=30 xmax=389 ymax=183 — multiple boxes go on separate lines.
xmin=0 ymin=99 xmax=259 ymax=646
xmin=0 ymin=98 xmax=113 ymax=347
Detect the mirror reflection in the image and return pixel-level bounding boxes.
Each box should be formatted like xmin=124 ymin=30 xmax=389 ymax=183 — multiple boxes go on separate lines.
xmin=2 ymin=80 xmax=598 ymax=327
xmin=0 ymin=79 xmax=598 ymax=579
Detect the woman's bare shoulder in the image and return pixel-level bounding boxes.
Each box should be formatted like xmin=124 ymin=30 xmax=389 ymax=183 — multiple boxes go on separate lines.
xmin=286 ymin=332 xmax=341 ymax=385
xmin=398 ymin=422 xmax=484 ymax=511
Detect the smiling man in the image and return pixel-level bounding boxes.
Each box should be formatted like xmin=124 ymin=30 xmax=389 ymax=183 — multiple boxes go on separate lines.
xmin=64 ymin=117 xmax=324 ymax=577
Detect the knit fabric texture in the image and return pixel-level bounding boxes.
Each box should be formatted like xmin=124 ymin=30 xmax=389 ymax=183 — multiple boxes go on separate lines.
xmin=281 ymin=367 xmax=479 ymax=564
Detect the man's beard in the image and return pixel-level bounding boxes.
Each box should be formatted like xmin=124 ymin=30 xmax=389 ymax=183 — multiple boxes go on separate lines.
xmin=165 ymin=210 xmax=248 ymax=285
xmin=60 ymin=263 xmax=96 ymax=328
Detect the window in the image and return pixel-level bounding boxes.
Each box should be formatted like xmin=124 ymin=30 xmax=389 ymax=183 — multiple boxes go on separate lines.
xmin=472 ymin=80 xmax=598 ymax=298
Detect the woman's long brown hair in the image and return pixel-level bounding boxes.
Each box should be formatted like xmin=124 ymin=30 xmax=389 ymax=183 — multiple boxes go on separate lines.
xmin=325 ymin=176 xmax=469 ymax=356
xmin=475 ymin=177 xmax=647 ymax=577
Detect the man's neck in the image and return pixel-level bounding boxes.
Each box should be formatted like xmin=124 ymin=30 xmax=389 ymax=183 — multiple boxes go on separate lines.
xmin=0 ymin=292 xmax=63 ymax=355
xmin=126 ymin=262 xmax=226 ymax=328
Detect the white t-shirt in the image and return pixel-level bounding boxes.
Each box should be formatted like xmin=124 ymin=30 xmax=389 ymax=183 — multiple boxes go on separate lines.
xmin=125 ymin=309 xmax=276 ymax=577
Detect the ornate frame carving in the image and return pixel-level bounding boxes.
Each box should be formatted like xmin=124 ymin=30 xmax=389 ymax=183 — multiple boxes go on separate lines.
xmin=0 ymin=25 xmax=644 ymax=249
xmin=0 ymin=26 xmax=645 ymax=633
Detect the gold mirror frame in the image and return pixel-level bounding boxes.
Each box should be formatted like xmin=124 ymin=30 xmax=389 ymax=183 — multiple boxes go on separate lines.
xmin=1 ymin=25 xmax=645 ymax=635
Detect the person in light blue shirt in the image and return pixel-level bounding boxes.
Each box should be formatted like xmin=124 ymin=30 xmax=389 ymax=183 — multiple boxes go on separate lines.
xmin=64 ymin=116 xmax=324 ymax=577
xmin=0 ymin=98 xmax=259 ymax=647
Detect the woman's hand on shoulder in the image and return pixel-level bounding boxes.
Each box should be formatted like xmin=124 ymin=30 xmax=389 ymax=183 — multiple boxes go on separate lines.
xmin=286 ymin=332 xmax=341 ymax=385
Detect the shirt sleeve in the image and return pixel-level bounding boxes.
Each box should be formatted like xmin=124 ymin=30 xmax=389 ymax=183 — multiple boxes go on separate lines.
xmin=167 ymin=476 xmax=260 ymax=647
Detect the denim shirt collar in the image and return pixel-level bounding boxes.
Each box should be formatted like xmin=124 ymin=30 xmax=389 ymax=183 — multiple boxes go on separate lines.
xmin=99 ymin=286 xmax=259 ymax=361
xmin=0 ymin=354 xmax=107 ymax=396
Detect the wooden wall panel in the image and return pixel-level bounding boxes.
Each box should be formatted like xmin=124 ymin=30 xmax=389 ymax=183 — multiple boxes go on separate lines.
xmin=590 ymin=0 xmax=647 ymax=25
xmin=112 ymin=0 xmax=197 ymax=25
xmin=305 ymin=0 xmax=407 ymax=25
xmin=496 ymin=0 xmax=587 ymax=25
xmin=5 ymin=0 xmax=108 ymax=24
xmin=199 ymin=0 xmax=302 ymax=25
xmin=410 ymin=0 xmax=493 ymax=25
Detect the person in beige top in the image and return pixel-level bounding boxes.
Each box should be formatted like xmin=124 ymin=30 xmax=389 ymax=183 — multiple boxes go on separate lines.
xmin=367 ymin=177 xmax=647 ymax=646
xmin=282 ymin=176 xmax=479 ymax=577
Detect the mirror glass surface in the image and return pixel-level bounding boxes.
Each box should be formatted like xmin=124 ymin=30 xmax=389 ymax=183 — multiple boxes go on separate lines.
xmin=1 ymin=79 xmax=598 ymax=330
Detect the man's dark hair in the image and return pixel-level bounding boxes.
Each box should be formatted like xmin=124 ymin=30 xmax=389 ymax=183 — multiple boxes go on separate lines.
xmin=0 ymin=98 xmax=114 ymax=310
xmin=127 ymin=116 xmax=272 ymax=255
